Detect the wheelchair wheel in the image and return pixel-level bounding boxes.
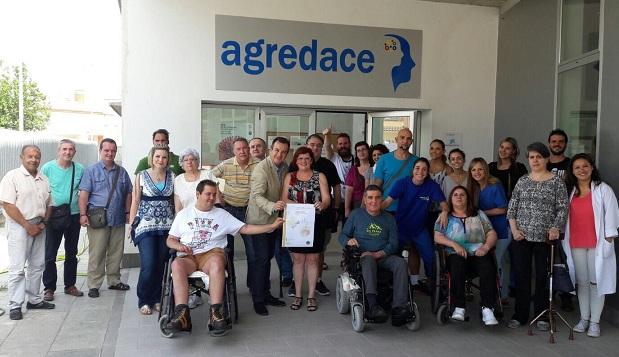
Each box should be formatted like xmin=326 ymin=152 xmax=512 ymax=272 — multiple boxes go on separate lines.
xmin=351 ymin=303 xmax=365 ymax=332
xmin=406 ymin=302 xmax=421 ymax=331
xmin=159 ymin=314 xmax=174 ymax=338
xmin=336 ymin=277 xmax=350 ymax=314
xmin=436 ymin=303 xmax=449 ymax=325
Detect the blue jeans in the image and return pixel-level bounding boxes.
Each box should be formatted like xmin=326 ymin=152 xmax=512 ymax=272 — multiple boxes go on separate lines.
xmin=43 ymin=214 xmax=81 ymax=291
xmin=495 ymin=237 xmax=511 ymax=298
xmin=275 ymin=232 xmax=292 ymax=280
xmin=137 ymin=234 xmax=168 ymax=307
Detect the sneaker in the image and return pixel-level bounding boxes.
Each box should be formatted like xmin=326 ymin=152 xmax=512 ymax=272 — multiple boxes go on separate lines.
xmin=316 ymin=280 xmax=331 ymax=296
xmin=367 ymin=305 xmax=388 ymax=323
xmin=573 ymin=319 xmax=589 ymax=333
xmin=287 ymin=281 xmax=296 ymax=297
xmin=451 ymin=307 xmax=465 ymax=321
xmin=587 ymin=322 xmax=600 ymax=338
xmin=43 ymin=289 xmax=54 ymax=301
xmin=208 ymin=304 xmax=231 ymax=337
xmin=26 ymin=301 xmax=55 ymax=309
xmin=481 ymin=307 xmax=498 ymax=326
xmin=507 ymin=319 xmax=521 ymax=329
xmin=9 ymin=308 xmax=22 ymax=320
xmin=167 ymin=304 xmax=192 ymax=332
xmin=188 ymin=294 xmax=203 ymax=309
xmin=536 ymin=321 xmax=550 ymax=331
xmin=88 ymin=288 xmax=100 ymax=298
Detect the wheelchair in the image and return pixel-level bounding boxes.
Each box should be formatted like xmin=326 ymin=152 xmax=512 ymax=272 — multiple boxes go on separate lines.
xmin=432 ymin=245 xmax=503 ymax=325
xmin=335 ymin=246 xmax=420 ymax=332
xmin=158 ymin=247 xmax=238 ymax=337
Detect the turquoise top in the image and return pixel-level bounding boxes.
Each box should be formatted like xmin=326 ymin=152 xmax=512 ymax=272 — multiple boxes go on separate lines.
xmin=41 ymin=160 xmax=84 ymax=215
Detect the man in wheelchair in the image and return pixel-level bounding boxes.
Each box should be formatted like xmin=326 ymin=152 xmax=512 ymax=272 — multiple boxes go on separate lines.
xmin=338 ymin=185 xmax=412 ymax=325
xmin=165 ymin=180 xmax=283 ymax=335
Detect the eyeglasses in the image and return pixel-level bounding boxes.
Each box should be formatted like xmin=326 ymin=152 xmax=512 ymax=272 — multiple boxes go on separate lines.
xmin=182 ymin=158 xmax=198 ymax=163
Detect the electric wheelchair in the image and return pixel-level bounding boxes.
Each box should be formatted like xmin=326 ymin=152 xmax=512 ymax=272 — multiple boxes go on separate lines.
xmin=158 ymin=247 xmax=238 ymax=337
xmin=432 ymin=245 xmax=503 ymax=325
xmin=335 ymin=246 xmax=420 ymax=332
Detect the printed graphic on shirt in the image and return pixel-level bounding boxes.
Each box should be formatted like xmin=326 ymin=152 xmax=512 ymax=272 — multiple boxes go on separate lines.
xmin=185 ymin=218 xmax=220 ymax=250
xmin=367 ymin=222 xmax=383 ymax=237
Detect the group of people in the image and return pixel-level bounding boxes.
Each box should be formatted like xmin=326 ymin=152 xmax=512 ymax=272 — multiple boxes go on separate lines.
xmin=1 ymin=127 xmax=617 ymax=338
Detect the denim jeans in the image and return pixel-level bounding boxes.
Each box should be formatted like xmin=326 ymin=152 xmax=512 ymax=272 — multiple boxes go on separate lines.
xmin=136 ymin=234 xmax=169 ymax=307
xmin=43 ymin=214 xmax=81 ymax=291
xmin=274 ymin=231 xmax=292 ymax=280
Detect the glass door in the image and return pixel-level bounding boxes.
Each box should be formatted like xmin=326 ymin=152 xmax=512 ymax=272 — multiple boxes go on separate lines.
xmin=367 ymin=111 xmax=418 ymax=155
xmin=259 ymin=107 xmax=315 ymax=163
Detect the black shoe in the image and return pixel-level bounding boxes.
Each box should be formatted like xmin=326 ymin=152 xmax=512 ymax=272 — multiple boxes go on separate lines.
xmin=287 ymin=282 xmax=296 ymax=297
xmin=266 ymin=295 xmax=286 ymax=307
xmin=108 ymin=282 xmax=130 ymax=291
xmin=367 ymin=305 xmax=389 ymax=323
xmin=88 ymin=288 xmax=100 ymax=298
xmin=167 ymin=304 xmax=192 ymax=332
xmin=391 ymin=306 xmax=412 ymax=327
xmin=316 ymin=280 xmax=331 ymax=296
xmin=9 ymin=308 xmax=22 ymax=320
xmin=253 ymin=303 xmax=269 ymax=316
xmin=208 ymin=304 xmax=231 ymax=337
xmin=282 ymin=277 xmax=293 ymax=287
xmin=26 ymin=301 xmax=55 ymax=309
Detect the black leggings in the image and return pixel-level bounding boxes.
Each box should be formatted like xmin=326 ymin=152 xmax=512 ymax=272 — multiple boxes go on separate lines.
xmin=447 ymin=253 xmax=497 ymax=309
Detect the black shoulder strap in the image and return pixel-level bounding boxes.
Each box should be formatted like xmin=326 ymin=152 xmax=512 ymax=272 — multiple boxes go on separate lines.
xmin=68 ymin=162 xmax=75 ymax=205
xmin=105 ymin=166 xmax=121 ymax=210
xmin=383 ymin=155 xmax=412 ymax=193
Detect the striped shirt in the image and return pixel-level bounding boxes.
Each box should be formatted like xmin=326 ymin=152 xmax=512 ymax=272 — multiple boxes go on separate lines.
xmin=212 ymin=157 xmax=259 ymax=207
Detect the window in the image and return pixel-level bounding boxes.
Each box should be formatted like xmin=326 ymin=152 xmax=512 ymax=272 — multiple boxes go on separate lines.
xmin=556 ymin=0 xmax=601 ymax=157
xmin=201 ymin=106 xmax=256 ymax=166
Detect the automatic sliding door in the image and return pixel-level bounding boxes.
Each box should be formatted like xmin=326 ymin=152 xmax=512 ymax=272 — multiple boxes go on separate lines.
xmin=367 ymin=111 xmax=418 ymax=154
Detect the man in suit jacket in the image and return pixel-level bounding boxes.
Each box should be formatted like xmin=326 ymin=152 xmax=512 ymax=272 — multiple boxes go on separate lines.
xmin=246 ymin=137 xmax=290 ymax=315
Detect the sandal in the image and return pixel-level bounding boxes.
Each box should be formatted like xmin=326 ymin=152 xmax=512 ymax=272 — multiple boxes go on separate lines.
xmin=307 ymin=297 xmax=317 ymax=312
xmin=290 ymin=296 xmax=303 ymax=310
xmin=139 ymin=305 xmax=152 ymax=315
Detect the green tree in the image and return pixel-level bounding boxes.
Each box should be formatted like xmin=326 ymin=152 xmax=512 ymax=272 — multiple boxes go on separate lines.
xmin=0 ymin=62 xmax=50 ymax=131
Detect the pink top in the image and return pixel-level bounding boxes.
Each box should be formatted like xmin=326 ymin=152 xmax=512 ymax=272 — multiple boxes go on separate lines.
xmin=569 ymin=192 xmax=597 ymax=249
xmin=344 ymin=166 xmax=365 ymax=204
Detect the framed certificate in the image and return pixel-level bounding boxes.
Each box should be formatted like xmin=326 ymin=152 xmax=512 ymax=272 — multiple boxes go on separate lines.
xmin=282 ymin=203 xmax=315 ymax=247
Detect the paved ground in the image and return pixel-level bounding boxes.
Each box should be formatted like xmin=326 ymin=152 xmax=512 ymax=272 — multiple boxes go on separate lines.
xmin=1 ymin=235 xmax=619 ymax=357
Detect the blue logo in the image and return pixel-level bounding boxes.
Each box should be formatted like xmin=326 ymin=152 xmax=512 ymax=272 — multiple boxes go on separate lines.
xmin=384 ymin=34 xmax=415 ymax=91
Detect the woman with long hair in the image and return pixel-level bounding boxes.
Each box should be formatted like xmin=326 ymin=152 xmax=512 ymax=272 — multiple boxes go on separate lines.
xmin=506 ymin=142 xmax=568 ymax=330
xmin=434 ymin=186 xmax=499 ymax=325
xmin=441 ymin=148 xmax=468 ymax=198
xmin=563 ymin=153 xmax=618 ymax=337
xmin=281 ymin=147 xmax=331 ymax=312
xmin=344 ymin=141 xmax=373 ymax=218
xmin=129 ymin=146 xmax=175 ymax=315
xmin=489 ymin=137 xmax=528 ymax=200
xmin=468 ymin=157 xmax=510 ymax=301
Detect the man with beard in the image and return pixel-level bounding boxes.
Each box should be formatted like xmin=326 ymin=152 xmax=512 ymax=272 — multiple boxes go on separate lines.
xmin=546 ymin=128 xmax=574 ymax=312
xmin=323 ymin=126 xmax=354 ymax=228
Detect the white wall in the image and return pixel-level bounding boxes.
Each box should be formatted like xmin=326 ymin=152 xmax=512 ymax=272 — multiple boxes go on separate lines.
xmin=122 ymin=0 xmax=499 ymax=172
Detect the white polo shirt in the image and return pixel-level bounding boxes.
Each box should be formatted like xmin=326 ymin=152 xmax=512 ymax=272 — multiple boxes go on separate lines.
xmin=0 ymin=165 xmax=50 ymax=221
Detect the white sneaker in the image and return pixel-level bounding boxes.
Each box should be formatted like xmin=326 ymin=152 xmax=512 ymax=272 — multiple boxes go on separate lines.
xmin=587 ymin=322 xmax=600 ymax=337
xmin=573 ymin=319 xmax=589 ymax=333
xmin=536 ymin=321 xmax=550 ymax=331
xmin=481 ymin=307 xmax=498 ymax=326
xmin=451 ymin=307 xmax=465 ymax=321
xmin=188 ymin=294 xmax=204 ymax=309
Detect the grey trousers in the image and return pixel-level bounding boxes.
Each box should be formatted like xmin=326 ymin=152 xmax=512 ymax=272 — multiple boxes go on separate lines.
xmin=87 ymin=225 xmax=125 ymax=289
xmin=361 ymin=254 xmax=409 ymax=308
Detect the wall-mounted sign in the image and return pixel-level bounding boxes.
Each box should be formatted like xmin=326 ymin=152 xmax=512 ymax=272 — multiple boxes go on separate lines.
xmin=215 ymin=15 xmax=422 ymax=98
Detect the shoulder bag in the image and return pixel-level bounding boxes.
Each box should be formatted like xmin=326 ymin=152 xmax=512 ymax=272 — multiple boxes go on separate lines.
xmin=87 ymin=166 xmax=121 ymax=229
xmin=48 ymin=163 xmax=75 ymax=231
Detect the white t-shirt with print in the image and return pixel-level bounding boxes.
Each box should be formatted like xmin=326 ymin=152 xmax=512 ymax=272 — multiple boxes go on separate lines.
xmin=330 ymin=153 xmax=353 ymax=200
xmin=169 ymin=206 xmax=244 ymax=255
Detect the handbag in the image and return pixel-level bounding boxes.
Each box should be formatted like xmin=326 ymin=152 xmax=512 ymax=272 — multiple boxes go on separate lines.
xmin=87 ymin=167 xmax=121 ymax=229
xmin=550 ymin=237 xmax=574 ymax=293
xmin=48 ymin=163 xmax=75 ymax=231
